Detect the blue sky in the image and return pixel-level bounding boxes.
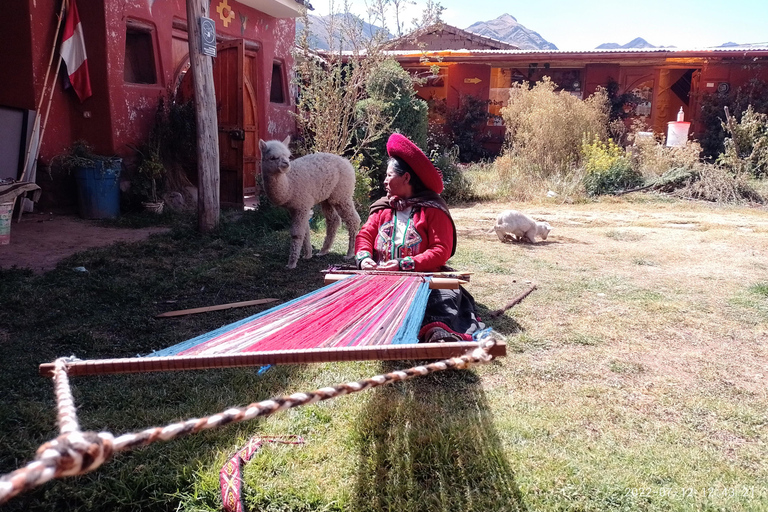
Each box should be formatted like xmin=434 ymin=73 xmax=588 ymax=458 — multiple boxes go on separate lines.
xmin=311 ymin=0 xmax=768 ymax=50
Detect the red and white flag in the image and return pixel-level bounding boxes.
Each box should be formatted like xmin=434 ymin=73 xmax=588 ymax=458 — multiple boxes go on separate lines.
xmin=60 ymin=0 xmax=92 ymax=102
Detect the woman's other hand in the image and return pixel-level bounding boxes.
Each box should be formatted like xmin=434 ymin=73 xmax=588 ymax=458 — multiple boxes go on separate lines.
xmin=360 ymin=258 xmax=377 ymax=270
xmin=377 ymin=259 xmax=400 ymax=271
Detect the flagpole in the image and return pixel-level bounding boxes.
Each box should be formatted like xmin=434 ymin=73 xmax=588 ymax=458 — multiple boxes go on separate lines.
xmin=17 ymin=0 xmax=69 ymax=222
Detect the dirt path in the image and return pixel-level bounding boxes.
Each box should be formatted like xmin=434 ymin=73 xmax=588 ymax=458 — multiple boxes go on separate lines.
xmin=0 ymin=212 xmax=169 ymax=274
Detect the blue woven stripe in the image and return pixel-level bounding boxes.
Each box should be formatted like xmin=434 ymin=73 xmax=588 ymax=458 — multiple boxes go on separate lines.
xmin=390 ymin=277 xmax=430 ymax=345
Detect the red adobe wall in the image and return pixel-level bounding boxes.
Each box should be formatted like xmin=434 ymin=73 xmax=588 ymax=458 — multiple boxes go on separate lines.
xmin=445 ymin=63 xmax=491 ymax=110
xmin=0 ymin=2 xmax=36 ymax=110
xmin=583 ymin=64 xmax=621 ymax=98
xmin=444 ymin=63 xmax=498 ymax=151
xmin=0 ymin=0 xmax=80 ymax=160
xmin=0 ymin=0 xmax=296 ymax=165
xmin=104 ymin=0 xmax=296 ymax=160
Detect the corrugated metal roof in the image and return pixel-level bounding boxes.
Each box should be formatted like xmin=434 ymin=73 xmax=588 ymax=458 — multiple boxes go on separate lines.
xmin=378 ymin=46 xmax=768 ymax=56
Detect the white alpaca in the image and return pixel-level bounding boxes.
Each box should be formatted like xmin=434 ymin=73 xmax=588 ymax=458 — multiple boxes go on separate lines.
xmin=259 ymin=137 xmax=361 ymax=269
xmin=494 ymin=210 xmax=552 ymax=243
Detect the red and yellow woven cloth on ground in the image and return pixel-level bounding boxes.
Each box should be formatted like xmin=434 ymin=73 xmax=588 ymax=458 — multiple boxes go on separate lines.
xmin=220 ymin=436 xmax=304 ymax=512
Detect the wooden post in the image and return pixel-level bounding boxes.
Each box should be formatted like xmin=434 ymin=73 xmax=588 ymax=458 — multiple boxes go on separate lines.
xmin=185 ymin=0 xmax=220 ymax=232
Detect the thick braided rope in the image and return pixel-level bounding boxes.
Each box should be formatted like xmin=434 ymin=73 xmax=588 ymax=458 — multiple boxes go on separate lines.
xmin=53 ymin=359 xmax=80 ymax=435
xmin=0 ymin=335 xmax=498 ymax=505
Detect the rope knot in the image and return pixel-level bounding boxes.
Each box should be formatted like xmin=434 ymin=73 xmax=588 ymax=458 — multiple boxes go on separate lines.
xmin=36 ymin=431 xmax=115 ymax=477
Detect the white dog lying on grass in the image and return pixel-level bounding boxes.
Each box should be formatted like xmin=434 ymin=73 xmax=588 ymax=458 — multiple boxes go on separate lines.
xmin=494 ymin=210 xmax=552 ymax=243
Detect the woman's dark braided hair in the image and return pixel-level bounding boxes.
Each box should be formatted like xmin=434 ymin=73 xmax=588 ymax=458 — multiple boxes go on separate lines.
xmin=388 ymin=157 xmax=428 ymax=194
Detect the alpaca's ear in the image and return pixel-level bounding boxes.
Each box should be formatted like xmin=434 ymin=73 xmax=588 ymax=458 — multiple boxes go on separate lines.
xmin=282 ymin=135 xmax=291 ymax=146
xmin=259 ymin=140 xmax=267 ymax=152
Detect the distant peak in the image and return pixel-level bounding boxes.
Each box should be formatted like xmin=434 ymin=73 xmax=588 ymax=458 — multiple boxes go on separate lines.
xmin=626 ymin=36 xmax=653 ymax=46
xmin=496 ymin=13 xmax=518 ymax=22
xmin=595 ymin=37 xmax=656 ymax=49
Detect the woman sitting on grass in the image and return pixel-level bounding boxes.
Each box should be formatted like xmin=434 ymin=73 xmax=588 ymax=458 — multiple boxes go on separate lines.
xmin=355 ymin=133 xmax=485 ymax=343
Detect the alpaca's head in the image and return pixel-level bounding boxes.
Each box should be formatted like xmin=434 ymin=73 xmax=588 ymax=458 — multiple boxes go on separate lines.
xmin=259 ymin=136 xmax=292 ymax=176
xmin=538 ymin=222 xmax=552 ymax=240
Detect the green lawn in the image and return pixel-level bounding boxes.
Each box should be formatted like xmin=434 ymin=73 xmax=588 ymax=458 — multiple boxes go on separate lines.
xmin=1 ymin=196 xmax=766 ymax=511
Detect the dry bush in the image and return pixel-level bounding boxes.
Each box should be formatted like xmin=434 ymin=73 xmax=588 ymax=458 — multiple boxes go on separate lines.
xmin=624 ymin=123 xmax=764 ymax=203
xmin=630 ymin=137 xmax=705 ymax=178
xmin=673 ymin=164 xmax=763 ymax=203
xmin=485 ymin=152 xmax=586 ymax=202
xmin=501 ymin=77 xmax=609 ymax=178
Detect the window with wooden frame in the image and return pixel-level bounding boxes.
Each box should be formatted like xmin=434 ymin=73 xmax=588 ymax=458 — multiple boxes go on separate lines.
xmin=270 ymin=62 xmax=285 ymax=103
xmin=124 ymin=22 xmax=157 ymax=84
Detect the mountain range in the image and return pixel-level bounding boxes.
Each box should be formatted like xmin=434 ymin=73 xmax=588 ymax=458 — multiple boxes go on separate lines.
xmin=297 ymin=14 xmax=391 ymax=51
xmin=300 ymin=12 xmax=762 ymax=51
xmin=595 ymin=37 xmax=659 ymax=49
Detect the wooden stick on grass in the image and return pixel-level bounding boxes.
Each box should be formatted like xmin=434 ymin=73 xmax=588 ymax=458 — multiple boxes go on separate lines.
xmin=489 ymin=283 xmax=537 ymax=318
xmin=155 ymin=298 xmax=278 ymax=318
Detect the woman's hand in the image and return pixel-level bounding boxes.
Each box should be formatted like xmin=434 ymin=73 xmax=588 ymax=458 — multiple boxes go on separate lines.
xmin=377 ymin=259 xmax=400 ymax=271
xmin=360 ymin=258 xmax=377 ymax=270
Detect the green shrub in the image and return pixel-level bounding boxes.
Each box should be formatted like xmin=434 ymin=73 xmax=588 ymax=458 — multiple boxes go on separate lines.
xmin=430 ymin=146 xmax=474 ymax=204
xmin=582 ymin=138 xmax=644 ymax=195
xmin=698 ymin=78 xmax=768 ymax=160
xmin=431 ymin=94 xmax=492 ymax=163
xmin=501 ymin=77 xmax=609 ymax=178
xmin=350 ymin=153 xmax=373 ymax=220
xmin=718 ymin=105 xmax=768 ymax=178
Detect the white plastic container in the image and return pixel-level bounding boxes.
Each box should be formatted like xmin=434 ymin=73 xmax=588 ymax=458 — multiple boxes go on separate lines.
xmin=666 ymin=121 xmax=690 ymax=147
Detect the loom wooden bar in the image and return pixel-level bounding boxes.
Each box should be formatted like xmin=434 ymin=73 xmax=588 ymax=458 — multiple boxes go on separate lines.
xmin=323 ymin=274 xmax=465 ymax=289
xmin=155 ymin=298 xmax=279 ymax=318
xmin=39 ymin=342 xmax=506 ymax=378
xmin=326 ymin=270 xmax=473 ymax=281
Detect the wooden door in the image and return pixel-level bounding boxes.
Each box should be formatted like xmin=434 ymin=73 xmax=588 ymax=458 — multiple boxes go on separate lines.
xmin=214 ymin=40 xmax=245 ymax=208
xmin=242 ymin=50 xmax=259 ymax=195
xmin=177 ymin=39 xmax=259 ymax=207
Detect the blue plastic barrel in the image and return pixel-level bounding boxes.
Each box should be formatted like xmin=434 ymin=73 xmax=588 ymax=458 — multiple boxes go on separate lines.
xmin=74 ymin=159 xmax=122 ymax=219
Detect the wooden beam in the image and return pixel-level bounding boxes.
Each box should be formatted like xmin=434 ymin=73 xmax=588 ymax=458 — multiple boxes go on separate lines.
xmin=323 ymin=274 xmax=467 ymax=289
xmin=185 ymin=0 xmax=220 ymax=232
xmin=155 ymin=298 xmax=279 ymax=318
xmin=39 ymin=341 xmax=507 ymax=378
xmin=489 ymin=283 xmax=537 ymax=318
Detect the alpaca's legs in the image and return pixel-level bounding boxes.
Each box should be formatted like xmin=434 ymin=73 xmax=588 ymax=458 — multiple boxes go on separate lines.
xmin=301 ymin=229 xmax=313 ymax=260
xmin=287 ymin=209 xmax=312 ymax=269
xmin=301 ymin=208 xmax=314 ymax=259
xmin=335 ymin=200 xmax=361 ymax=259
xmin=523 ymin=228 xmax=537 ymax=243
xmin=318 ymin=201 xmax=340 ymax=256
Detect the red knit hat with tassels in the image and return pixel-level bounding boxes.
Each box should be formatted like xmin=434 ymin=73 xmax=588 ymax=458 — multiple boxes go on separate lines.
xmin=386 ymin=133 xmax=444 ymax=194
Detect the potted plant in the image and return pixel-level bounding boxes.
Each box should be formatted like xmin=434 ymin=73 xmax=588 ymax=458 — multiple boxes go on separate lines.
xmin=56 ymin=140 xmax=122 ymax=219
xmin=131 ymin=142 xmax=166 ymax=214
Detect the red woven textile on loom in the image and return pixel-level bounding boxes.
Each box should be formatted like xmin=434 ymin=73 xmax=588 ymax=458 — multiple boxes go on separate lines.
xmin=176 ymin=274 xmax=428 ymax=355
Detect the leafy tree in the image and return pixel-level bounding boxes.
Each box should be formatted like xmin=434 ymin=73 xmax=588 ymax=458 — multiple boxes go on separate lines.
xmin=355 ymin=59 xmax=428 ymax=192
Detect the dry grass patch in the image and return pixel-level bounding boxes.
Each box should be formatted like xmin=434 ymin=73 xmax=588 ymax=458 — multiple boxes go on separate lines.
xmin=449 ymin=196 xmax=768 ymax=510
